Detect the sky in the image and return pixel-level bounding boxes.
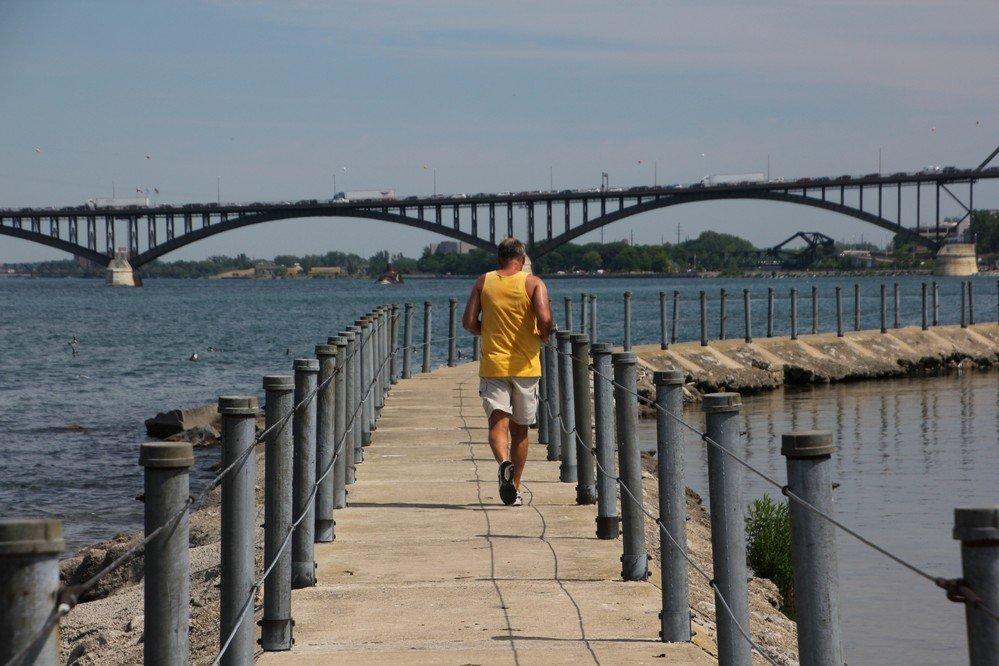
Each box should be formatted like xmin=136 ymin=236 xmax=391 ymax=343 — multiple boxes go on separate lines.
xmin=1 ymin=0 xmax=997 ymax=262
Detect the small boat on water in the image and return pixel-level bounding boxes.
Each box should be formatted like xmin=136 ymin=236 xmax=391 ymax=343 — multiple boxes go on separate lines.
xmin=375 ymin=264 xmax=404 ymax=284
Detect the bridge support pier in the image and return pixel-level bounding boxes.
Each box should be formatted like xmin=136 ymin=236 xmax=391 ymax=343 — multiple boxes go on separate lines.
xmin=934 ymin=243 xmax=978 ymax=277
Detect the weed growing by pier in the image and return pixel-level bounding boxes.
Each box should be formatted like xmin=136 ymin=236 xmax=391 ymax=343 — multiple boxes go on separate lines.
xmin=746 ymin=494 xmax=795 ymax=617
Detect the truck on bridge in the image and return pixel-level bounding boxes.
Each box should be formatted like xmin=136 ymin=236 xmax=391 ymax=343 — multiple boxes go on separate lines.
xmin=85 ymin=196 xmax=150 ymax=210
xmin=334 ymin=189 xmax=397 ymax=203
xmin=701 ymin=172 xmax=766 ymax=186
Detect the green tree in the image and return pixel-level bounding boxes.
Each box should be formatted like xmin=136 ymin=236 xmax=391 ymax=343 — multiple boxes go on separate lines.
xmin=581 ymin=250 xmax=602 ymax=271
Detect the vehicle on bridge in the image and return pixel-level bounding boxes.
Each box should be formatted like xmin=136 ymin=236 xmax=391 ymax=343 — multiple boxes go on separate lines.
xmin=85 ymin=196 xmax=150 ymax=210
xmin=335 ymin=189 xmax=397 ymax=203
xmin=701 ymin=172 xmax=766 ymax=186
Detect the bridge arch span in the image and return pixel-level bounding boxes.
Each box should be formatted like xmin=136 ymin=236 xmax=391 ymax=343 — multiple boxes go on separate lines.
xmin=531 ymin=190 xmax=937 ymax=257
xmin=0 ymin=224 xmax=110 ymax=266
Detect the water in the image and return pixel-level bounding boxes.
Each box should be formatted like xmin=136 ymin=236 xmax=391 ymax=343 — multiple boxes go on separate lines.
xmin=0 ymin=274 xmax=995 ymax=663
xmin=639 ymin=372 xmax=997 ymax=665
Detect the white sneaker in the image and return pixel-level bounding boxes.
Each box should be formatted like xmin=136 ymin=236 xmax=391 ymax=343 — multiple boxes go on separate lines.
xmin=512 ymin=492 xmax=522 ymax=507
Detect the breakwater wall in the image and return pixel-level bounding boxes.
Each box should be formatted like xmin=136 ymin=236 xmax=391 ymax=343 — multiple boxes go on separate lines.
xmin=631 ymin=323 xmax=998 ymax=400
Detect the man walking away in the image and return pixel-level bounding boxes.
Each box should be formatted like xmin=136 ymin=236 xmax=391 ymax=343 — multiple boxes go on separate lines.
xmin=462 ymin=238 xmax=552 ymax=506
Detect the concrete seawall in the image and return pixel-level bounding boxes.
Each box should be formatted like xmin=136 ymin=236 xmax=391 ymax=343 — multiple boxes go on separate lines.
xmin=631 ymin=324 xmax=998 ymax=402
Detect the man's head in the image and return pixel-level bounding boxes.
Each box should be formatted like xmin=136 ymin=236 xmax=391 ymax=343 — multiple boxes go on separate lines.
xmin=497 ymin=237 xmax=526 ymax=269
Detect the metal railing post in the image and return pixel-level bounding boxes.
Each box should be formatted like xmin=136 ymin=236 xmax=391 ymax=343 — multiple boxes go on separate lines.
xmin=623 ymin=290 xmax=632 ymax=350
xmin=589 ymin=293 xmax=597 ymax=344
xmin=140 ymin=441 xmax=193 ymax=664
xmin=811 ymin=284 xmax=818 ymax=334
xmin=390 ymin=304 xmax=399 ymax=383
xmin=345 ymin=326 xmax=362 ymax=477
xmin=591 ymin=342 xmax=619 ymax=539
xmin=835 ymin=286 xmax=843 ymax=337
xmin=699 ymin=290 xmax=708 ymax=346
xmin=315 ymin=344 xmax=337 ymax=535
xmin=580 ymin=292 xmax=588 ymax=339
xmin=218 ymin=395 xmax=257 ymax=666
xmin=613 ymin=351 xmax=648 ymax=581
xmin=702 ymin=392 xmax=750 ymax=666
xmin=790 ymin=288 xmax=798 ymax=340
xmin=571 ymin=334 xmax=596 ymax=505
xmin=556 ymin=331 xmax=577 ymax=482
xmin=719 ymin=287 xmax=727 ymax=340
xmin=448 ymin=298 xmax=457 ymax=366
xmin=961 ymin=282 xmax=967 ymax=328
xmin=402 ymin=303 xmax=414 ymax=379
xmin=880 ymin=284 xmax=888 ymax=333
xmin=261 ymin=374 xmax=295 ymax=651
xmin=292 ymin=358 xmax=319 ymax=587
xmin=953 ymin=507 xmax=999 ymax=665
xmin=671 ymin=290 xmax=680 ymax=344
xmin=854 ymin=283 xmax=861 ymax=331
xmin=743 ymin=288 xmax=752 ymax=343
xmin=422 ymin=301 xmax=432 ymax=373
xmin=544 ymin=336 xmax=561 ymax=461
xmin=564 ymin=296 xmax=573 ymax=332
xmin=359 ymin=317 xmax=374 ymax=446
xmin=781 ymin=431 xmax=844 ymax=665
xmin=0 ymin=519 xmax=64 ymax=665
xmin=932 ymin=281 xmax=939 ymax=326
xmin=538 ymin=344 xmax=549 ymax=446
xmin=654 ymin=370 xmax=691 ymax=643
xmin=921 ymin=283 xmax=928 ymax=330
xmin=659 ymin=291 xmax=668 ymax=349
xmin=333 ymin=336 xmax=348 ymax=505
xmin=767 ymin=287 xmax=774 ymax=338
xmin=472 ymin=335 xmax=480 ymax=361
xmin=968 ymin=281 xmax=975 ymax=325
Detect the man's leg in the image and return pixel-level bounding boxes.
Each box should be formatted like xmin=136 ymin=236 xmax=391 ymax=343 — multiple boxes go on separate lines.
xmin=509 ymin=421 xmax=529 ymax=489
xmin=487 ymin=410 xmax=511 ymax=464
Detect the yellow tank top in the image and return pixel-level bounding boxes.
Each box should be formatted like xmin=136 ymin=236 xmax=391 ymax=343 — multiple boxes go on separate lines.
xmin=479 ymin=271 xmax=541 ymax=377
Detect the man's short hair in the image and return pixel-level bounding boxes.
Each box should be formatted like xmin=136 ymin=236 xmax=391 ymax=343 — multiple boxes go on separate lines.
xmin=497 ymin=237 xmax=526 ymax=262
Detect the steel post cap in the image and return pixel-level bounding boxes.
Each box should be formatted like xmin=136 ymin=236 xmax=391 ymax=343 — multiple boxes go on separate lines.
xmin=315 ymin=343 xmax=336 ymax=357
xmin=342 ymin=331 xmax=356 ymax=341
xmin=624 ymin=291 xmax=632 ymax=298
xmin=424 ymin=301 xmax=432 ymax=307
xmin=781 ymin=430 xmax=835 ymax=458
xmin=590 ymin=342 xmax=613 ymax=356
xmin=702 ymin=392 xmax=742 ymax=413
xmin=653 ymin=369 xmax=685 ymax=386
xmin=953 ymin=507 xmax=999 ymax=543
xmin=140 ymin=441 xmax=194 ymax=469
xmin=404 ymin=303 xmax=413 ymax=311
xmin=555 ymin=331 xmax=573 ymax=342
xmin=0 ymin=518 xmax=64 ymax=556
xmin=346 ymin=326 xmax=360 ymax=333
xmin=612 ymin=351 xmax=637 ymax=365
xmin=449 ymin=297 xmax=457 ymax=304
xmin=294 ymin=358 xmax=320 ymax=372
xmin=570 ymin=333 xmax=589 ymax=345
xmin=333 ymin=336 xmax=347 ymax=348
xmin=263 ymin=374 xmax=294 ymax=391
xmin=218 ymin=395 xmax=257 ymax=416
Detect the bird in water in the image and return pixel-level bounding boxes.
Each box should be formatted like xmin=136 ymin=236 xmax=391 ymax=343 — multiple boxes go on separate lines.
xmin=189 ymin=352 xmax=199 ymax=362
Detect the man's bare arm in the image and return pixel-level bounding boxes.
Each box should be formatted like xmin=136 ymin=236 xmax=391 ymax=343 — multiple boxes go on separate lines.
xmin=527 ymin=275 xmax=553 ymax=342
xmin=462 ymin=274 xmax=485 ymax=335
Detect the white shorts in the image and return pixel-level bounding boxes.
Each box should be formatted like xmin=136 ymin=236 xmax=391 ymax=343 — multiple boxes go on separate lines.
xmin=479 ymin=377 xmax=540 ymax=425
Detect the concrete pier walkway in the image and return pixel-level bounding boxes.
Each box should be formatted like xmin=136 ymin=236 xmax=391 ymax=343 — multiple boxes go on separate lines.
xmin=262 ymin=362 xmax=713 ymax=664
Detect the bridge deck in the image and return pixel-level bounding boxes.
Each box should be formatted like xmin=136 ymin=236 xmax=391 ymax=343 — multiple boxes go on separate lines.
xmin=260 ymin=362 xmax=713 ymax=665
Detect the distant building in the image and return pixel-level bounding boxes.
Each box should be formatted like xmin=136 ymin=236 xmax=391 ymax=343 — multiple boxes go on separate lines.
xmin=432 ymin=241 xmax=475 ymax=256
xmin=254 ymin=262 xmax=283 ymax=278
xmin=308 ymin=266 xmax=345 ymax=278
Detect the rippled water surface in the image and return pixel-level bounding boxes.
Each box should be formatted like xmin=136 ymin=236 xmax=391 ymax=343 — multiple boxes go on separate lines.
xmin=0 ymin=274 xmax=995 ymax=665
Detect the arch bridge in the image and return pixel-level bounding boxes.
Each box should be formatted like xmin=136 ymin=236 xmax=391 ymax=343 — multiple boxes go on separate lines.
xmin=2 ymin=160 xmax=996 ymax=268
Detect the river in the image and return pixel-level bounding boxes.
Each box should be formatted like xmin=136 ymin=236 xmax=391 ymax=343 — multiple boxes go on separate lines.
xmin=1 ymin=274 xmax=995 ymax=664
